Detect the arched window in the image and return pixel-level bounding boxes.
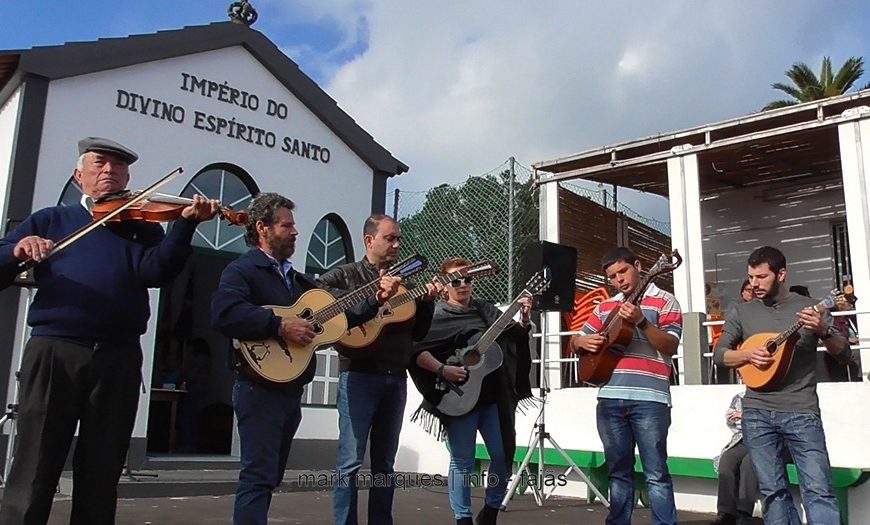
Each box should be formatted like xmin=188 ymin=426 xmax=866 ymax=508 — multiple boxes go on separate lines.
xmin=56 ymin=165 xmax=257 ymax=256
xmin=57 ymin=178 xmax=83 ymax=206
xmin=303 ymin=214 xmax=354 ymax=406
xmin=304 ymin=214 xmax=354 ymax=277
xmin=181 ymin=165 xmax=257 ymax=254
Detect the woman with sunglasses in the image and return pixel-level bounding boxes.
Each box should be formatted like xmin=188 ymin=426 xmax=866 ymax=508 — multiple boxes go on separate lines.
xmin=409 ymin=257 xmax=536 ymax=525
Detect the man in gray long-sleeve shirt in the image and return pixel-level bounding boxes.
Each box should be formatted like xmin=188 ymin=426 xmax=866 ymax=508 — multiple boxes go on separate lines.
xmin=714 ymin=246 xmax=851 ymax=525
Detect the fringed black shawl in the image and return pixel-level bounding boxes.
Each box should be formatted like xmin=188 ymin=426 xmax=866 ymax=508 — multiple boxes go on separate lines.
xmin=408 ymin=298 xmax=536 ymax=473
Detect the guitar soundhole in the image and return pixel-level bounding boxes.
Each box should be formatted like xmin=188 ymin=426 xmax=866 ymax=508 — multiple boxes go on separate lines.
xmin=765 ymin=340 xmax=777 ymax=354
xmin=298 ymin=308 xmax=323 ymax=335
xmin=463 ymin=350 xmax=481 ymax=367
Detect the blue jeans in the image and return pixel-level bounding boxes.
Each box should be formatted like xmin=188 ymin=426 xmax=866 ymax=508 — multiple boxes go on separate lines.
xmin=596 ymin=398 xmax=677 ymax=525
xmin=444 ymin=403 xmax=508 ymax=518
xmin=742 ymin=408 xmax=840 ymax=525
xmin=333 ymin=371 xmax=407 ymax=525
xmin=232 ymin=380 xmax=303 ymax=525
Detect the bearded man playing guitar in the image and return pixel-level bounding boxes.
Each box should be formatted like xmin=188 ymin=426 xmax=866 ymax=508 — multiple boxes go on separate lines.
xmin=570 ymin=247 xmax=683 ymax=525
xmin=713 ymin=246 xmax=850 ymax=525
xmin=211 ymin=194 xmax=400 ymax=525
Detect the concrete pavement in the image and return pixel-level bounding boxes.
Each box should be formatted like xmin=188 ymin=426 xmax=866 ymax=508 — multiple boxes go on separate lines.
xmin=40 ymin=471 xmax=722 ymax=524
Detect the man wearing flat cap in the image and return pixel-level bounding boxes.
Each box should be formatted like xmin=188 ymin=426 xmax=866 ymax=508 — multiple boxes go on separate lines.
xmin=0 ymin=137 xmax=221 ymax=525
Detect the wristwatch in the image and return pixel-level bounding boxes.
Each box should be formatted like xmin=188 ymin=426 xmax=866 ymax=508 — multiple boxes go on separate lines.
xmin=637 ymin=317 xmax=649 ymax=330
xmin=819 ymin=328 xmax=836 ymax=341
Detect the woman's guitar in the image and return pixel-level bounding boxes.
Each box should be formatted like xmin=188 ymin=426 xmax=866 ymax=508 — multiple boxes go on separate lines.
xmin=237 ymin=254 xmax=427 ymax=383
xmin=577 ymin=250 xmax=682 ymax=385
xmin=737 ymin=290 xmax=851 ymax=390
xmin=339 ymin=260 xmax=500 ymax=349
xmin=436 ymin=272 xmax=550 ymax=417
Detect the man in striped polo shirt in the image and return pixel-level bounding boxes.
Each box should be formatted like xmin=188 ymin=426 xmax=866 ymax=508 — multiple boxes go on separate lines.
xmin=570 ymin=247 xmax=683 ymax=525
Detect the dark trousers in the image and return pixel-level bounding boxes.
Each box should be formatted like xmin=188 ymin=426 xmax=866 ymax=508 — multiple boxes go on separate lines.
xmin=716 ymin=442 xmax=758 ymax=519
xmin=0 ymin=336 xmax=142 ymax=525
xmin=232 ymin=379 xmax=303 ymax=525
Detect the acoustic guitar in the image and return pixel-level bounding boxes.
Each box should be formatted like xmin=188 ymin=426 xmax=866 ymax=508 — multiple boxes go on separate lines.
xmin=737 ymin=290 xmax=851 ymax=390
xmin=339 ymin=260 xmax=500 ymax=349
xmin=237 ymin=254 xmax=427 ymax=383
xmin=436 ymin=272 xmax=550 ymax=417
xmin=577 ymin=250 xmax=682 ymax=385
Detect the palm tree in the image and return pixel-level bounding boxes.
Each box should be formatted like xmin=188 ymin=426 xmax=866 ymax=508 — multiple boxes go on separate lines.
xmin=763 ymin=56 xmax=870 ymax=110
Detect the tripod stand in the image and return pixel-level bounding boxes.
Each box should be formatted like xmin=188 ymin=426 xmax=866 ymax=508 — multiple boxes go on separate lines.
xmin=500 ymin=314 xmax=609 ymax=509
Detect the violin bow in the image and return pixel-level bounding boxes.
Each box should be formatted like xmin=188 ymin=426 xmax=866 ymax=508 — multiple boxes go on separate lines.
xmin=17 ymin=167 xmax=185 ymax=271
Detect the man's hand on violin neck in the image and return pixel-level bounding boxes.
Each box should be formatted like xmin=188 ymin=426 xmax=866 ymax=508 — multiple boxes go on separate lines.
xmin=13 ymin=236 xmax=54 ymax=262
xmin=180 ymin=194 xmax=221 ymax=222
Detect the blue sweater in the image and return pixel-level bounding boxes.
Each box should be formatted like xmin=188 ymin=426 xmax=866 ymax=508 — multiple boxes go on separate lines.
xmin=211 ymin=248 xmax=380 ymax=392
xmin=0 ymin=204 xmax=197 ymax=344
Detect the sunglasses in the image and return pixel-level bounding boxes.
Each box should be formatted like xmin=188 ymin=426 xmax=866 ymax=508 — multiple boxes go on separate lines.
xmin=449 ymin=277 xmax=474 ymax=287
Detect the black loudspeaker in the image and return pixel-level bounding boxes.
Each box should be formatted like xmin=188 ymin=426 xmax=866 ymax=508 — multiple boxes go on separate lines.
xmin=522 ymin=241 xmax=577 ymax=312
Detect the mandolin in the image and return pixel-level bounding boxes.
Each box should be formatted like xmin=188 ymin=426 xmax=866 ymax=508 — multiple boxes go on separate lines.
xmin=339 ymin=260 xmax=500 ymax=349
xmin=577 ymin=250 xmax=682 ymax=385
xmin=237 ymin=254 xmax=427 ymax=383
xmin=737 ymin=290 xmax=850 ymax=390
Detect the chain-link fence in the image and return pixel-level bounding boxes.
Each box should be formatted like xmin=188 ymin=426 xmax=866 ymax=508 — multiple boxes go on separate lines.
xmin=559 ymin=181 xmax=671 ymax=236
xmin=389 ymin=159 xmax=671 ymax=304
xmin=390 ymin=158 xmax=539 ymax=304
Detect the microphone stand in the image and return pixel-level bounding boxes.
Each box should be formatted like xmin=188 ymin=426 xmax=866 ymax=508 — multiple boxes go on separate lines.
xmin=500 ymin=313 xmax=609 ymax=509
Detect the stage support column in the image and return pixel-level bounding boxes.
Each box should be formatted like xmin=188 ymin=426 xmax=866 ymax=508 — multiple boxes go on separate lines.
xmin=837 ymin=107 xmax=870 ymax=377
xmin=667 ymin=148 xmax=706 ymax=384
xmin=538 ymin=174 xmax=564 ymax=390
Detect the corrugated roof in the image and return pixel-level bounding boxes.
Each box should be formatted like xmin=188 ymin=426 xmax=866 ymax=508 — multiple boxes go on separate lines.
xmin=0 ymin=22 xmax=408 ymax=176
xmin=533 ymin=90 xmax=870 ymax=196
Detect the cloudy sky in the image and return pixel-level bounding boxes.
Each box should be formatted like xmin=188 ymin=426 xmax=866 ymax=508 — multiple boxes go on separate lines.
xmin=5 ymin=0 xmax=870 ymax=222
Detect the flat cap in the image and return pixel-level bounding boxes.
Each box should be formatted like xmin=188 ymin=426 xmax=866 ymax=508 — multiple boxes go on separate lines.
xmin=78 ymin=137 xmax=139 ymax=165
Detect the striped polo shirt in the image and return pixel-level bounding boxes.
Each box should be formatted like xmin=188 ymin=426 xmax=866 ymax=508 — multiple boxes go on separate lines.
xmin=580 ymin=282 xmax=683 ymax=406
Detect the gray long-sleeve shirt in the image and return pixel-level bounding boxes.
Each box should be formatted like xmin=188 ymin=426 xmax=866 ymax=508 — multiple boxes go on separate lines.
xmin=713 ymin=293 xmax=850 ymax=415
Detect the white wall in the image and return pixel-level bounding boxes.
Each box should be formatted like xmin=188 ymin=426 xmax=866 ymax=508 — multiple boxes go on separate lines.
xmin=395 ymin=382 xmax=870 ymax=515
xmin=700 ymin=185 xmax=845 ymax=307
xmin=0 ymin=86 xmax=21 ymax=229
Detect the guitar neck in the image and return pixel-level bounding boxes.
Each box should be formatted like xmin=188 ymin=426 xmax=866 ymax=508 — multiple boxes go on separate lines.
xmin=315 ymin=280 xmax=380 ymax=323
xmin=776 ymin=320 xmax=804 ymax=345
xmin=387 ymin=283 xmax=430 ymax=308
xmin=626 ymin=274 xmax=653 ymax=305
xmin=774 ymin=304 xmax=822 ymax=345
xmin=388 ymin=269 xmax=478 ymax=308
xmin=474 ymin=295 xmax=527 ymax=353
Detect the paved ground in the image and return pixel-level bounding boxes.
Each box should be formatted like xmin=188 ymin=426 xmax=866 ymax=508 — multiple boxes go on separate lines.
xmin=43 ymin=484 xmax=721 ymax=525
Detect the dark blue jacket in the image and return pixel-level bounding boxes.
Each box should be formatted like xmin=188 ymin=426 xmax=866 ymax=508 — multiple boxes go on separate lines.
xmin=0 ymin=204 xmax=197 ymax=344
xmin=211 ymin=248 xmax=380 ymax=392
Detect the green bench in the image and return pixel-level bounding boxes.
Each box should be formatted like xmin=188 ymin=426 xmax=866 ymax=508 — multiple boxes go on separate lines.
xmin=473 ymin=445 xmax=869 ymax=523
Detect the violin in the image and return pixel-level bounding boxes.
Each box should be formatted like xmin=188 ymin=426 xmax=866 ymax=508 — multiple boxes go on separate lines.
xmin=91 ymin=192 xmax=248 ymax=226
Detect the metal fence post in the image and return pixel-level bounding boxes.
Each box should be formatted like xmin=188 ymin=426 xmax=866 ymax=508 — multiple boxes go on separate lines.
xmin=392 ymin=188 xmax=400 ymax=219
xmin=508 ymin=157 xmax=516 ymax=301
xmin=680 ymin=311 xmax=708 ymax=385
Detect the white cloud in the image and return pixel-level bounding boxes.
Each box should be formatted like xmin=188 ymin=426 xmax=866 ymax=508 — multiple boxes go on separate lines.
xmin=264 ymin=0 xmax=870 ymax=222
